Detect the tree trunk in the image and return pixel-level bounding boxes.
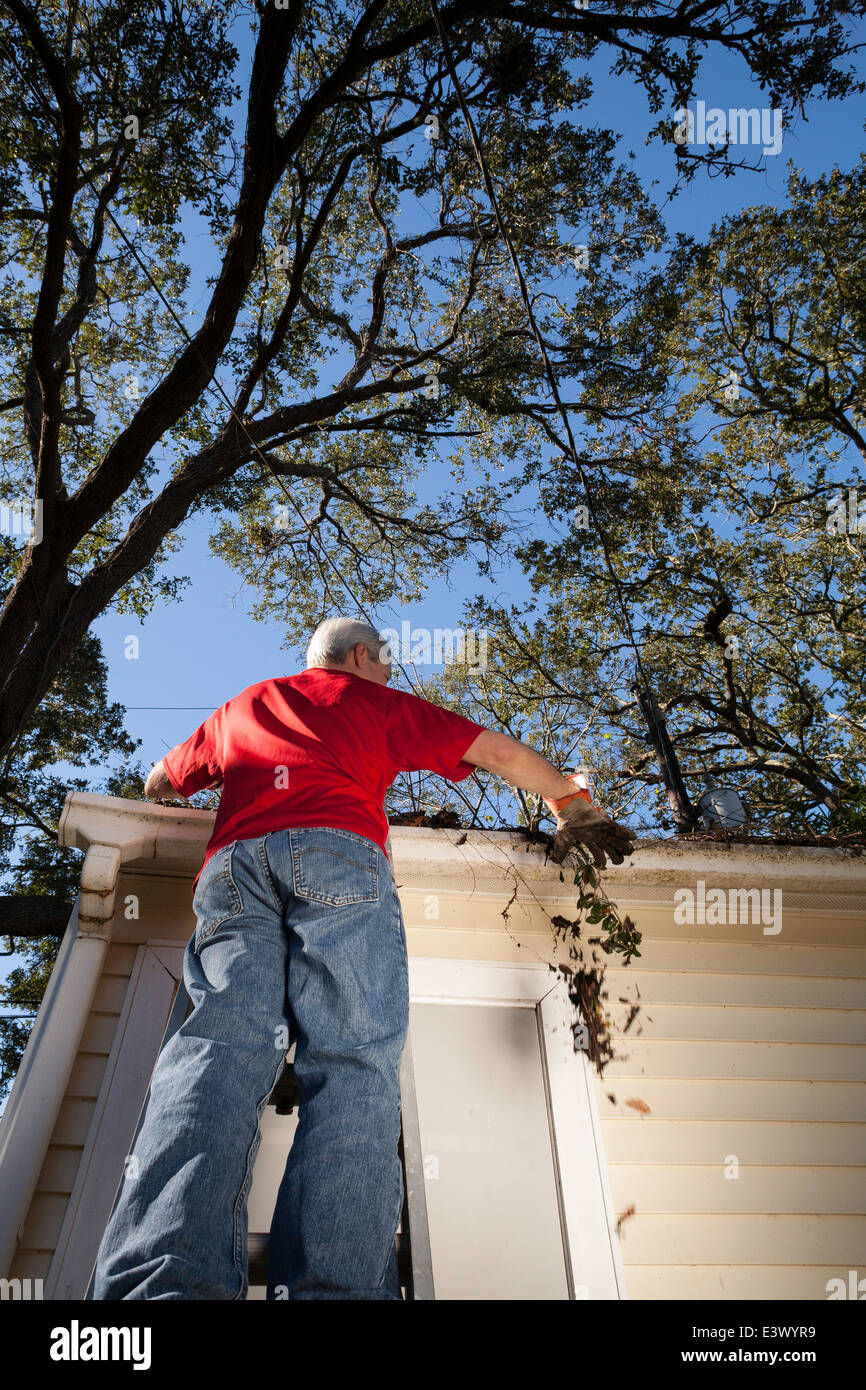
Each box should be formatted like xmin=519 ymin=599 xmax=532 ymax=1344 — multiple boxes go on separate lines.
xmin=0 ymin=896 xmax=72 ymax=938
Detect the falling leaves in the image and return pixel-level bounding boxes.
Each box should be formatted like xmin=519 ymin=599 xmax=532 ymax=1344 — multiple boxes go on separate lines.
xmin=622 ymin=1002 xmax=641 ymax=1034
xmin=615 ymin=1205 xmax=637 ymax=1239
xmin=625 ymin=1096 xmax=651 ymax=1114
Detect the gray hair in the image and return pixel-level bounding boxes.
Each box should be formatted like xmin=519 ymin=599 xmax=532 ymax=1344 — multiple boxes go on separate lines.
xmin=306 ymin=617 xmax=388 ymax=669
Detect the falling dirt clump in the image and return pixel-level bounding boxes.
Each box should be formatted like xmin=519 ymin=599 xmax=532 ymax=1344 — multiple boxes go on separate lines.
xmin=625 ymin=1097 xmax=651 ymax=1114
xmin=553 ymin=961 xmax=617 ymax=1076
xmin=399 ymin=818 xmax=645 ymax=1080
xmin=615 ymin=1205 xmax=637 ymax=1239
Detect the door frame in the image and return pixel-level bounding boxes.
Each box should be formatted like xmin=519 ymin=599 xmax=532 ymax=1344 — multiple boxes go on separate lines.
xmin=407 ymin=956 xmax=627 ymax=1300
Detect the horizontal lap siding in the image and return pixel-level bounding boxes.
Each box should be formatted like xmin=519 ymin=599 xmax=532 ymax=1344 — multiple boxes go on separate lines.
xmin=593 ymin=937 xmax=866 ymax=1301
xmin=626 ymin=1265 xmax=858 ymax=1299
xmin=9 ymin=942 xmax=138 ymax=1281
xmin=603 ymin=1121 xmax=865 ymax=1164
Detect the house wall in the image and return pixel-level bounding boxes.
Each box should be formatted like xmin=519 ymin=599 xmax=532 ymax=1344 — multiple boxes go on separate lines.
xmin=593 ymin=924 xmax=866 ymax=1300
xmin=7 ymin=819 xmax=865 ymax=1301
xmin=8 ymin=938 xmax=135 ymax=1283
xmin=395 ymin=866 xmax=866 ymax=1301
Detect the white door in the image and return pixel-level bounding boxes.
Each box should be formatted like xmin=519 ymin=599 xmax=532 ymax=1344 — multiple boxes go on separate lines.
xmin=408 ymin=958 xmax=626 ymax=1300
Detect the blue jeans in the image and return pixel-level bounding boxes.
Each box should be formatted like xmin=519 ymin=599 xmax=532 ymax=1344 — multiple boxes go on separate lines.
xmin=91 ymin=827 xmax=410 ymax=1300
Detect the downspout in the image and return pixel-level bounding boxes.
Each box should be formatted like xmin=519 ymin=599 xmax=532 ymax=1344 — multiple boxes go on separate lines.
xmin=0 ymin=796 xmax=155 ymax=1278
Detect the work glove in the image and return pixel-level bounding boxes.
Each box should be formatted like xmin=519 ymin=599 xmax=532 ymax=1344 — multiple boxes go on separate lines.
xmin=544 ymin=787 xmax=637 ymax=868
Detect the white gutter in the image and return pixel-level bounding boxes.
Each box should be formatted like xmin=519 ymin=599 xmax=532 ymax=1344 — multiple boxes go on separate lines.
xmin=387 ymin=824 xmax=866 ymax=898
xmin=0 ymin=792 xmax=201 ymax=1278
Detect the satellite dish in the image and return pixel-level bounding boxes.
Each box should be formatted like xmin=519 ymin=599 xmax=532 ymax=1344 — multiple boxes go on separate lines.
xmin=697 ymin=780 xmax=747 ymax=830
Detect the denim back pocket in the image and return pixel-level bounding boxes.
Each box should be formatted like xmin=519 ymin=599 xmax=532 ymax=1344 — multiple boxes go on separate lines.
xmin=291 ymin=829 xmax=379 ymax=906
xmin=192 ymin=842 xmax=244 ymax=949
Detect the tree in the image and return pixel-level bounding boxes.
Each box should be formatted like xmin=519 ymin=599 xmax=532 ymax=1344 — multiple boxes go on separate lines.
xmin=0 ymin=573 xmax=223 ymax=1101
xmin=0 ymin=622 xmax=141 ymax=1102
xmin=439 ymin=155 xmax=866 ymax=831
xmin=2 ymin=0 xmax=864 ymax=769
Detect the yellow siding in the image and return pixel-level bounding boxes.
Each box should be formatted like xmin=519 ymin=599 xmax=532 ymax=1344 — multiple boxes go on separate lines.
xmin=591 ymin=936 xmax=866 ymax=1300
xmin=610 ymin=1214 xmax=865 ymax=1264
xmin=9 ymin=940 xmax=138 ymax=1281
xmin=608 ymin=1165 xmax=865 ymax=1212
xmin=602 ymin=1121 xmax=864 ymax=1163
xmin=626 ymin=1266 xmax=856 ymax=1298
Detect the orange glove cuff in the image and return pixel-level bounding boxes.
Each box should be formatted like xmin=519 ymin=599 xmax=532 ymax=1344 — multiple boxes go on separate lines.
xmin=544 ymin=787 xmax=592 ymax=813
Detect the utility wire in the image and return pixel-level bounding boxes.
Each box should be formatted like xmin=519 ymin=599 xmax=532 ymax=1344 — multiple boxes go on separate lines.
xmin=427 ymin=0 xmax=653 ymax=700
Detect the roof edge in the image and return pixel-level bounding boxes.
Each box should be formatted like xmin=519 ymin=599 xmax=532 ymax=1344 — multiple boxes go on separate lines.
xmin=57 ymin=792 xmax=866 ymax=894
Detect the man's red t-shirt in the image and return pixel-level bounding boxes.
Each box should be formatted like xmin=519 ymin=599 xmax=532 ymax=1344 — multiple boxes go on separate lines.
xmin=162 ymin=669 xmax=487 ymax=889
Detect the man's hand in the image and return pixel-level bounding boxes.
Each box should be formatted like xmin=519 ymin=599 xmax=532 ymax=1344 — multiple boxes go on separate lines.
xmin=545 ymin=794 xmax=636 ymax=868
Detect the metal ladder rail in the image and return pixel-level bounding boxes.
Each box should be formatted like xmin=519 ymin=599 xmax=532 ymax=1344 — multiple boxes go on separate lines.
xmin=247 ymin=1016 xmax=435 ymax=1299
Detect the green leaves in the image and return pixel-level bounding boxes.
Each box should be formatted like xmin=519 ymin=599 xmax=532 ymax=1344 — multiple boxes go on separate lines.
xmin=569 ymin=845 xmax=642 ymax=963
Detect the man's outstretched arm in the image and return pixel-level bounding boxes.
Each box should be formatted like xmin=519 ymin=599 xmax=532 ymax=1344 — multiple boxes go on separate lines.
xmin=461 ymin=729 xmax=636 ymax=867
xmin=144 ymin=758 xmax=222 ymax=800
xmin=461 ymin=730 xmax=577 ymax=800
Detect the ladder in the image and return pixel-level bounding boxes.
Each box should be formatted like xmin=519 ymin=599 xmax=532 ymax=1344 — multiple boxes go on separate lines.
xmin=86 ymin=976 xmax=435 ymax=1300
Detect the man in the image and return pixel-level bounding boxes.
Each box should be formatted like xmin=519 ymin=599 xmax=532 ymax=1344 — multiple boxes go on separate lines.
xmin=92 ymin=618 xmax=634 ymax=1301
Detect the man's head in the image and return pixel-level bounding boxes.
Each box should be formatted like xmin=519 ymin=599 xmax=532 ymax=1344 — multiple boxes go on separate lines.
xmin=306 ymin=618 xmax=392 ymax=686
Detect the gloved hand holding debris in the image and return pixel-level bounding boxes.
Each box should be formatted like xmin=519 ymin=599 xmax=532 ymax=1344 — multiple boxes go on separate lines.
xmin=544 ymin=786 xmax=637 ymax=868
